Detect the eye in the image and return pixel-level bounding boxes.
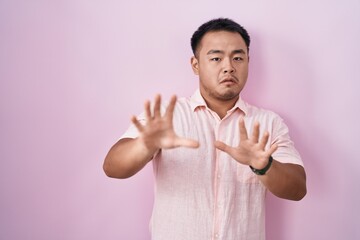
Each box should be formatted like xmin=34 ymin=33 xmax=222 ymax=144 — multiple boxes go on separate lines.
xmin=211 ymin=57 xmax=221 ymax=62
xmin=234 ymin=57 xmax=244 ymax=61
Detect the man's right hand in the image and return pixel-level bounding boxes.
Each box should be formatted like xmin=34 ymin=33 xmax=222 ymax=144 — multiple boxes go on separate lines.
xmin=131 ymin=95 xmax=199 ymax=154
xmin=103 ymin=94 xmax=199 ymax=179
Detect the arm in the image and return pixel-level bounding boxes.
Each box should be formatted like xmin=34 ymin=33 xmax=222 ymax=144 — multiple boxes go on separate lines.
xmin=258 ymin=160 xmax=306 ymax=201
xmin=103 ymin=137 xmax=157 ymax=179
xmin=103 ymin=95 xmax=199 ymax=179
xmin=215 ymin=119 xmax=307 ymax=201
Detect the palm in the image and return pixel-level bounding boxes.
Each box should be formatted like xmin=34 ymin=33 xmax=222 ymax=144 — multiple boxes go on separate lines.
xmin=215 ymin=119 xmax=278 ymax=169
xmin=132 ymin=95 xmax=199 ymax=151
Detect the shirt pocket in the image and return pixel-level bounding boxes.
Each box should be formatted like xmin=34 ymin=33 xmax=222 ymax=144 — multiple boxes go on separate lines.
xmin=237 ymin=165 xmax=259 ymax=183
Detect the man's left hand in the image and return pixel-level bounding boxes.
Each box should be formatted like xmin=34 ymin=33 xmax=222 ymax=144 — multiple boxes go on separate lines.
xmin=214 ymin=118 xmax=278 ymax=169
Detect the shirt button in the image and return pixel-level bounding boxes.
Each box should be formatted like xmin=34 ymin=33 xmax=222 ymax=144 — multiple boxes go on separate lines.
xmin=217 ymin=174 xmax=221 ymax=179
xmin=215 ymin=233 xmax=219 ymax=238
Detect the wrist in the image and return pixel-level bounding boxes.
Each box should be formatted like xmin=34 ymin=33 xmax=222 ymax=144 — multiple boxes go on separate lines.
xmin=136 ymin=137 xmax=160 ymax=160
xmin=249 ymin=156 xmax=273 ymax=175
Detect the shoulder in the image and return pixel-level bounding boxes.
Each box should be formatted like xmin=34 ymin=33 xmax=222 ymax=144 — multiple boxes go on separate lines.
xmin=162 ymin=96 xmax=192 ymax=111
xmin=159 ymin=96 xmax=194 ymax=120
xmin=244 ymin=101 xmax=282 ymax=121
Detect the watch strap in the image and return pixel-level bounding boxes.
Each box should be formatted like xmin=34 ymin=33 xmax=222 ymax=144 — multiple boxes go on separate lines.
xmin=249 ymin=155 xmax=273 ymax=175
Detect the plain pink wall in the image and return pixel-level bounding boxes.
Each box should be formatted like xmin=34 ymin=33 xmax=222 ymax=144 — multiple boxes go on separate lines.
xmin=1 ymin=0 xmax=359 ymax=239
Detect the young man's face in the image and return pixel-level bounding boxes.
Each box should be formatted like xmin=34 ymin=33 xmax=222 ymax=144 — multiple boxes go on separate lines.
xmin=191 ymin=30 xmax=249 ymax=103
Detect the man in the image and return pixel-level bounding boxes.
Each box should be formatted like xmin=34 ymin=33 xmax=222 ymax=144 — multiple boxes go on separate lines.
xmin=103 ymin=18 xmax=307 ymax=240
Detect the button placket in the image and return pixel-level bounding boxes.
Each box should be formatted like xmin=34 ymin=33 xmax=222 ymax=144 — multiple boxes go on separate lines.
xmin=213 ymin=119 xmax=226 ymax=240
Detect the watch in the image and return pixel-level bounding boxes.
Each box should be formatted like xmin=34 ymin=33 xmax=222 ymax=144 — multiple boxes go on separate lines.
xmin=249 ymin=156 xmax=273 ymax=175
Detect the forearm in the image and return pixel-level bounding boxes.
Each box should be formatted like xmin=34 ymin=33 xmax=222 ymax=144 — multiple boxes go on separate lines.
xmin=259 ymin=160 xmax=307 ymax=201
xmin=103 ymin=138 xmax=158 ymax=179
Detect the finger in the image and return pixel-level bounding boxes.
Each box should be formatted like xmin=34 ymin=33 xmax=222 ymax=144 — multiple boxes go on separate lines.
xmin=239 ymin=118 xmax=248 ymax=140
xmin=214 ymin=140 xmax=237 ymax=157
xmin=131 ymin=115 xmax=144 ymax=132
xmin=153 ymin=94 xmax=161 ymax=118
xmin=175 ymin=138 xmax=200 ymax=148
xmin=144 ymin=100 xmax=152 ymax=121
xmin=259 ymin=131 xmax=270 ymax=150
xmin=252 ymin=121 xmax=260 ymax=143
xmin=165 ymin=95 xmax=177 ymax=120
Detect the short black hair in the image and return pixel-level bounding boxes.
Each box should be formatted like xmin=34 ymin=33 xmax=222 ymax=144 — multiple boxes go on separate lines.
xmin=190 ymin=18 xmax=251 ymax=56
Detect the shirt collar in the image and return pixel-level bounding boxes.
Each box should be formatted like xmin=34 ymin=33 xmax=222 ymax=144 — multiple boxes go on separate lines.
xmin=189 ymin=89 xmax=248 ymax=115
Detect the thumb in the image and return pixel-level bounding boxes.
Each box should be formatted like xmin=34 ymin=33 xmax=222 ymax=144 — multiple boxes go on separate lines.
xmin=215 ymin=140 xmax=231 ymax=153
xmin=175 ymin=138 xmax=200 ymax=148
xmin=268 ymin=143 xmax=278 ymax=155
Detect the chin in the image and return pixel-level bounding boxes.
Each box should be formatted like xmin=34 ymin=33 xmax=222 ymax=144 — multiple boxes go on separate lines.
xmin=226 ymin=87 xmax=242 ymax=97
xmin=217 ymin=91 xmax=239 ymax=101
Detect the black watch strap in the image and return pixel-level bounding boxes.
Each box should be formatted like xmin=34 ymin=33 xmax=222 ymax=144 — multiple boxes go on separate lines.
xmin=249 ymin=156 xmax=273 ymax=175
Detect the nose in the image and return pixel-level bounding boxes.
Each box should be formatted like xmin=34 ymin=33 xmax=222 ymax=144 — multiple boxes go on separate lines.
xmin=223 ymin=59 xmax=235 ymax=74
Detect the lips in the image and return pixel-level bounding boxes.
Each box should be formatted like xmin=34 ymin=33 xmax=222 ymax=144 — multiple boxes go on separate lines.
xmin=220 ymin=76 xmax=237 ymax=84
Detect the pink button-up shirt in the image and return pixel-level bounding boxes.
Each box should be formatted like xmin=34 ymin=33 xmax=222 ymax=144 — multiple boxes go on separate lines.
xmin=121 ymin=90 xmax=303 ymax=240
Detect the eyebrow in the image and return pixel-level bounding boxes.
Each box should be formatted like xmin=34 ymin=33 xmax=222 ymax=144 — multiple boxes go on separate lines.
xmin=207 ymin=49 xmax=246 ymax=55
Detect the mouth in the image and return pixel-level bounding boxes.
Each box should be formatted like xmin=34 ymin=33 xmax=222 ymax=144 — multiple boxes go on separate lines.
xmin=220 ymin=76 xmax=238 ymax=84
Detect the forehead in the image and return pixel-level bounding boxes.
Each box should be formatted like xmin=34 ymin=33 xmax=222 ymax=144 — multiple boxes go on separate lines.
xmin=198 ymin=30 xmax=247 ymax=54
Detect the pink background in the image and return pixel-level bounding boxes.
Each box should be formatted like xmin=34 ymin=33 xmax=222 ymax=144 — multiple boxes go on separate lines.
xmin=1 ymin=0 xmax=359 ymax=239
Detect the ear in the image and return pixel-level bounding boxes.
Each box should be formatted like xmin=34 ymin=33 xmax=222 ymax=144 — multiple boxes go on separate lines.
xmin=191 ymin=56 xmax=199 ymax=75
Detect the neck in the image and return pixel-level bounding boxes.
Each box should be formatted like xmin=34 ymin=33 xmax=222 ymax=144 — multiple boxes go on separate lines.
xmin=203 ymin=94 xmax=239 ymax=119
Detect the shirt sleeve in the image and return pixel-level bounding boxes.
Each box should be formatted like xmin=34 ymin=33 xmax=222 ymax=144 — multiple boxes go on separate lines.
xmin=270 ymin=115 xmax=304 ymax=167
